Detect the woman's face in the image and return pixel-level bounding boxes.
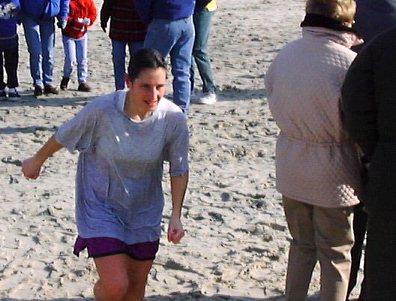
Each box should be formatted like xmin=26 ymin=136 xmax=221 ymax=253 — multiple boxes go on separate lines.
xmin=126 ymin=67 xmax=167 ymax=113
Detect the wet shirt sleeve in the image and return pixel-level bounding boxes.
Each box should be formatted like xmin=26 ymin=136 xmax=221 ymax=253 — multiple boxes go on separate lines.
xmin=55 ymin=103 xmax=98 ymax=153
xmin=166 ymin=113 xmax=189 ymax=177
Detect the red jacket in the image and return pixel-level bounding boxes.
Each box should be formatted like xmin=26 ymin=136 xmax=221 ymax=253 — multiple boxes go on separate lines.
xmin=63 ymin=0 xmax=97 ymax=39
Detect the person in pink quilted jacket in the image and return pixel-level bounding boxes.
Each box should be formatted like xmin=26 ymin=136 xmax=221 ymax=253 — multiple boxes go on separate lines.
xmin=264 ymin=0 xmax=363 ymax=300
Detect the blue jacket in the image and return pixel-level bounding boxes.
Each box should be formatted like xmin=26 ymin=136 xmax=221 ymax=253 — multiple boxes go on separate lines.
xmin=355 ymin=0 xmax=396 ymax=42
xmin=0 ymin=0 xmax=20 ymax=39
xmin=134 ymin=0 xmax=195 ymax=23
xmin=20 ymin=0 xmax=69 ymax=20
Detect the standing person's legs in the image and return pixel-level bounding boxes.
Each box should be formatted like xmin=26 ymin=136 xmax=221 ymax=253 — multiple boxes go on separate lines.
xmin=346 ymin=202 xmax=368 ymax=300
xmin=169 ymin=17 xmax=195 ymax=112
xmin=144 ymin=18 xmax=195 ymax=112
xmin=4 ymin=45 xmax=19 ymax=89
xmin=282 ymin=196 xmax=317 ymax=301
xmin=39 ymin=19 xmax=55 ymax=86
xmin=22 ymin=17 xmax=44 ymax=87
xmin=123 ymin=41 xmax=145 ymax=88
xmin=314 ymin=205 xmax=354 ymax=301
xmin=127 ymin=41 xmax=144 ymax=57
xmin=62 ymin=35 xmax=76 ymax=80
xmin=0 ymin=51 xmax=6 ymax=91
xmin=75 ymin=34 xmax=88 ymax=84
xmin=191 ymin=9 xmax=216 ymax=94
xmin=366 ymin=210 xmax=396 ymax=301
xmin=144 ymin=19 xmax=173 ymax=62
xmin=0 ymin=50 xmax=6 ymax=99
xmin=94 ymin=254 xmax=153 ymax=301
xmin=111 ymin=40 xmax=128 ymax=90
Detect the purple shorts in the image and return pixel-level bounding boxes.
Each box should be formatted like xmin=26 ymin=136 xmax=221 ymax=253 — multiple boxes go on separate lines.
xmin=73 ymin=236 xmax=160 ymax=261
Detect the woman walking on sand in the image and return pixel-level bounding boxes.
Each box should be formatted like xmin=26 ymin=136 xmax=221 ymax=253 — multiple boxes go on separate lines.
xmin=22 ymin=48 xmax=189 ymax=301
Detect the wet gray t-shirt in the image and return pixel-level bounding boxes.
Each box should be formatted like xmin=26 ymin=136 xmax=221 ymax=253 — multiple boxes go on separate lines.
xmin=55 ymin=90 xmax=189 ymax=244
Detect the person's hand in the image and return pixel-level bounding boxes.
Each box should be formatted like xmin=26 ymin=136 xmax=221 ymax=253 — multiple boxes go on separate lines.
xmin=57 ymin=19 xmax=67 ymax=29
xmin=0 ymin=11 xmax=7 ymax=19
xmin=100 ymin=21 xmax=107 ymax=32
xmin=0 ymin=2 xmax=17 ymax=19
xmin=0 ymin=6 xmax=10 ymax=19
xmin=4 ymin=2 xmax=17 ymax=16
xmin=77 ymin=17 xmax=91 ymax=25
xmin=167 ymin=215 xmax=185 ymax=244
xmin=22 ymin=156 xmax=43 ymax=179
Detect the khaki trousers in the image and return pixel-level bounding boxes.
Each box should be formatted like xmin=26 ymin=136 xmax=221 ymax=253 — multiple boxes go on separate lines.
xmin=282 ymin=196 xmax=354 ymax=301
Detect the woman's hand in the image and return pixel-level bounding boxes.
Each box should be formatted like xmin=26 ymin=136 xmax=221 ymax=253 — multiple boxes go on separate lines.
xmin=22 ymin=156 xmax=43 ymax=179
xmin=167 ymin=215 xmax=185 ymax=244
xmin=21 ymin=135 xmax=64 ymax=180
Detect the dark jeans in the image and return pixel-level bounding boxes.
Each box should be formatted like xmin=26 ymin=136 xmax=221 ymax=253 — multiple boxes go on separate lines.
xmin=366 ymin=209 xmax=396 ymax=300
xmin=346 ymin=203 xmax=367 ymax=300
xmin=0 ymin=45 xmax=19 ymax=90
xmin=111 ymin=40 xmax=144 ymax=90
xmin=190 ymin=8 xmax=216 ymax=93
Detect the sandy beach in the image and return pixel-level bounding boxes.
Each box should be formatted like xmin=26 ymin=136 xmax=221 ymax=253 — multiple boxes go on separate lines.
xmin=0 ymin=0 xmax=363 ymax=300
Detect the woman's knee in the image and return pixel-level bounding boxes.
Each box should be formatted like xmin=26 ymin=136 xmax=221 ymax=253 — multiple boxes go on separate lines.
xmin=94 ymin=277 xmax=129 ymax=301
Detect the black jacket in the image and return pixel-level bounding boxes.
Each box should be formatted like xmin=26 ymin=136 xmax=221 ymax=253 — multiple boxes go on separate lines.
xmin=194 ymin=0 xmax=211 ymax=13
xmin=342 ymin=27 xmax=396 ymax=212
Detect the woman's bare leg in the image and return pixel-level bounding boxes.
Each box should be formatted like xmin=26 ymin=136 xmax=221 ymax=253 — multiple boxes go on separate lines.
xmin=93 ymin=254 xmax=153 ymax=301
xmin=93 ymin=254 xmax=130 ymax=301
xmin=123 ymin=258 xmax=154 ymax=301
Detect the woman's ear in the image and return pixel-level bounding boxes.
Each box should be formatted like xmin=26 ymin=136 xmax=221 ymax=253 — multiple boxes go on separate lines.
xmin=125 ymin=74 xmax=133 ymax=88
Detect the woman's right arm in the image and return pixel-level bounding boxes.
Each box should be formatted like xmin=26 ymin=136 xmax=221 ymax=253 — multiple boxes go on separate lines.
xmin=22 ymin=135 xmax=64 ymax=179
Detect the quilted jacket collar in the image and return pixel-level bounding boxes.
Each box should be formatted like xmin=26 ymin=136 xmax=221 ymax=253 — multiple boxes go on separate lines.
xmin=301 ymin=13 xmax=360 ymax=37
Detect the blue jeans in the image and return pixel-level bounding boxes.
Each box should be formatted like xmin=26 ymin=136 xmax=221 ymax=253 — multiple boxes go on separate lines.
xmin=111 ymin=40 xmax=144 ymax=90
xmin=144 ymin=17 xmax=195 ymax=113
xmin=22 ymin=16 xmax=55 ymax=87
xmin=191 ymin=9 xmax=216 ymax=94
xmin=62 ymin=34 xmax=88 ymax=84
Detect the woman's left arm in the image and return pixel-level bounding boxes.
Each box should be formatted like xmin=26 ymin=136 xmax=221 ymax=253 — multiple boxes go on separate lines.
xmin=166 ymin=111 xmax=189 ymax=244
xmin=167 ymin=172 xmax=188 ymax=244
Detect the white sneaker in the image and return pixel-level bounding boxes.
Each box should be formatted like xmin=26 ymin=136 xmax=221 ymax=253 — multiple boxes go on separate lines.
xmin=196 ymin=92 xmax=217 ymax=104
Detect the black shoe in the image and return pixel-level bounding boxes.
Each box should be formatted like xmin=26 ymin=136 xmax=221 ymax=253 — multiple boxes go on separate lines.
xmin=78 ymin=82 xmax=92 ymax=92
xmin=0 ymin=90 xmax=6 ymax=101
xmin=8 ymin=89 xmax=21 ymax=100
xmin=60 ymin=77 xmax=69 ymax=90
xmin=44 ymin=84 xmax=59 ymax=95
xmin=34 ymin=85 xmax=43 ymax=97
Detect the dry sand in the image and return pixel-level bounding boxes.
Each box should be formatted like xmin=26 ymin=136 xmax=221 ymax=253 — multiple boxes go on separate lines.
xmin=0 ymin=0 xmax=363 ymax=300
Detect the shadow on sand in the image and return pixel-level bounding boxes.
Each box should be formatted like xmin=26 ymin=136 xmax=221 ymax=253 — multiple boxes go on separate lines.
xmin=0 ymin=94 xmax=93 ymax=137
xmin=1 ymin=292 xmax=323 ymax=301
xmin=1 ymin=296 xmax=282 ymax=301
